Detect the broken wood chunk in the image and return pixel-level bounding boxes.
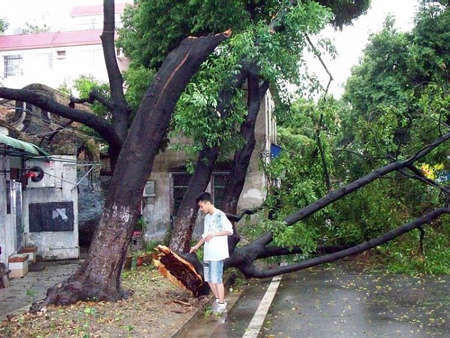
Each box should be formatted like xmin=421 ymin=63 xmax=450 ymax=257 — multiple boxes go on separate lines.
xmin=152 ymin=245 xmax=205 ymax=296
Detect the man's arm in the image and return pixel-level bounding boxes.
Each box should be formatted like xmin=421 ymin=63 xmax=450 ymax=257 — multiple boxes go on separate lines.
xmin=189 ymin=237 xmax=206 ymax=253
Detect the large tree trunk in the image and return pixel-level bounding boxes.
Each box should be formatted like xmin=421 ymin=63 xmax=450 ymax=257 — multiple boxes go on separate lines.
xmin=168 ymin=66 xmax=248 ymax=253
xmin=32 ymin=31 xmax=230 ymax=309
xmin=169 ymin=147 xmax=219 ymax=253
xmin=222 ymin=73 xmax=269 ymax=251
xmin=222 ymin=74 xmax=268 ymax=216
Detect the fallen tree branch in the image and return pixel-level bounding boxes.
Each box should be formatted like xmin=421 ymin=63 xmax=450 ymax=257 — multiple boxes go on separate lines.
xmin=241 ymin=207 xmax=449 ymax=278
xmin=404 ymin=164 xmax=449 ymax=195
xmin=225 ymin=207 xmax=262 ymax=222
xmin=284 ymin=133 xmax=449 ymax=226
xmin=256 ymin=244 xmax=351 ymax=259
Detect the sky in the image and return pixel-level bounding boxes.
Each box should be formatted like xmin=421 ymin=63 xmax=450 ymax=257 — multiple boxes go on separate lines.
xmin=0 ymin=0 xmax=420 ymax=98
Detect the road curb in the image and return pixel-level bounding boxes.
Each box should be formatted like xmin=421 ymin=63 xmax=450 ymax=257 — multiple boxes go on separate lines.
xmin=172 ymin=275 xmax=242 ymax=337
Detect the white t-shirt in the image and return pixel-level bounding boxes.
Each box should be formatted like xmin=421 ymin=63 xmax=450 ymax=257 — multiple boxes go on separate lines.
xmin=202 ymin=209 xmax=233 ymax=261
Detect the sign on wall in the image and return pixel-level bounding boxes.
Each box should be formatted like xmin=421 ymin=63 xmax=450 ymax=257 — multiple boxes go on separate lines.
xmin=29 ymin=201 xmax=74 ymax=232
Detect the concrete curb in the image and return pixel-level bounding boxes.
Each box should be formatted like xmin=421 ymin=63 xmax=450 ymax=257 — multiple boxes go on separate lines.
xmin=172 ymin=275 xmax=242 ymax=337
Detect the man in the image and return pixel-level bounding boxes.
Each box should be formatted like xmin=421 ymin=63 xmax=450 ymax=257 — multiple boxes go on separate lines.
xmin=190 ymin=192 xmax=233 ymax=314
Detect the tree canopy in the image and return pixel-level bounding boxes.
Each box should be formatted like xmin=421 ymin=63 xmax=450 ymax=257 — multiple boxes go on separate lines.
xmin=259 ymin=3 xmax=449 ymax=274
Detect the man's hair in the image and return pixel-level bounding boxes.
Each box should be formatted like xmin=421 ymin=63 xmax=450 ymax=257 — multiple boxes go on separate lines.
xmin=196 ymin=192 xmax=212 ymax=204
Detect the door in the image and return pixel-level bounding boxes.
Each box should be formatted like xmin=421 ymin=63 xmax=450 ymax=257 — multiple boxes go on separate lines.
xmin=12 ymin=181 xmax=23 ymax=251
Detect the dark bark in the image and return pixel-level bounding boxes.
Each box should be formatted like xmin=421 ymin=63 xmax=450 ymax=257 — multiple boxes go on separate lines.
xmin=225 ymin=207 xmax=262 ymax=222
xmin=169 ymin=146 xmax=219 ymax=253
xmin=31 ymin=31 xmax=231 ymax=310
xmin=168 ymin=65 xmax=248 ymax=253
xmin=0 ymin=87 xmax=122 ymax=149
xmin=222 ymin=74 xmax=269 ymax=216
xmin=221 ymin=72 xmax=269 ymax=251
xmin=101 ymin=0 xmax=129 ymax=141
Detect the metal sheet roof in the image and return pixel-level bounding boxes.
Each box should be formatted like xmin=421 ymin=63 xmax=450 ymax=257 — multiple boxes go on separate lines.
xmin=0 ymin=134 xmax=50 ymax=157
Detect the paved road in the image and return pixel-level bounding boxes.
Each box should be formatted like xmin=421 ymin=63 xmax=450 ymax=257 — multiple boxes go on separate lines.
xmin=260 ymin=263 xmax=449 ymax=337
xmin=0 ymin=261 xmax=80 ymax=320
xmin=177 ymin=262 xmax=449 ymax=338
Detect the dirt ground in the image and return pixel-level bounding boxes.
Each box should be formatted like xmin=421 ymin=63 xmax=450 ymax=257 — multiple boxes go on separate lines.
xmin=0 ymin=265 xmax=208 ymax=337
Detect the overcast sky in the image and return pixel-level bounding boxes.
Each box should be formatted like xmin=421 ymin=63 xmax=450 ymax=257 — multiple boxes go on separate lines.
xmin=0 ymin=0 xmax=420 ymax=97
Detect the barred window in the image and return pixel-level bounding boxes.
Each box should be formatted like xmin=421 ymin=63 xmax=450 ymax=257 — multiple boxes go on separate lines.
xmin=4 ymin=55 xmax=23 ymax=78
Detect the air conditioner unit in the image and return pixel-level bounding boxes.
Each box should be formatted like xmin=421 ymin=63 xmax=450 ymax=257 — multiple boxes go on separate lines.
xmin=143 ymin=180 xmax=155 ymax=197
xmin=25 ymin=160 xmax=56 ymax=188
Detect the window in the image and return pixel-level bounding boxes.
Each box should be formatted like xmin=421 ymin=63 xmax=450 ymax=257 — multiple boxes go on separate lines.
xmin=172 ymin=173 xmax=192 ymax=215
xmin=3 ymin=55 xmax=23 ymax=78
xmin=171 ymin=172 xmax=230 ymax=215
xmin=56 ymin=50 xmax=66 ymax=59
xmin=212 ymin=173 xmax=229 ymax=210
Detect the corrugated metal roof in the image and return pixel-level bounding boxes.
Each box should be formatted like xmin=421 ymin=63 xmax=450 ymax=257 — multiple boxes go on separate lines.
xmin=0 ymin=134 xmax=50 ymax=157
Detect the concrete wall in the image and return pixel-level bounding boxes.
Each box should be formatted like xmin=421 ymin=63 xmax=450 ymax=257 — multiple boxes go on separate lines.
xmin=143 ymin=91 xmax=276 ymax=240
xmin=22 ymin=155 xmax=79 ymax=260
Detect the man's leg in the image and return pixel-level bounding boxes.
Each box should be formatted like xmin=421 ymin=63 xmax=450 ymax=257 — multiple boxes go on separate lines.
xmin=208 ymin=282 xmax=219 ymax=299
xmin=216 ymin=282 xmax=225 ymax=303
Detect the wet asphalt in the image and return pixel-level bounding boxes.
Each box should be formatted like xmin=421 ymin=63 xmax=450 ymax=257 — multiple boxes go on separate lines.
xmin=176 ymin=261 xmax=449 ymax=338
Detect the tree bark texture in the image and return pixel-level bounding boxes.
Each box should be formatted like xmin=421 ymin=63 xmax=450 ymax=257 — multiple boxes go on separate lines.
xmin=31 ymin=31 xmax=231 ymax=309
xmin=101 ymin=0 xmax=129 ymax=141
xmin=222 ymin=74 xmax=269 ymax=216
xmin=168 ymin=66 xmax=248 ymax=253
xmin=169 ymin=146 xmax=219 ymax=253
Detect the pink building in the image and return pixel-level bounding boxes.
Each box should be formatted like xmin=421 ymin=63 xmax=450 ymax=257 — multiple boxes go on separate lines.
xmin=0 ymin=3 xmax=129 ymax=90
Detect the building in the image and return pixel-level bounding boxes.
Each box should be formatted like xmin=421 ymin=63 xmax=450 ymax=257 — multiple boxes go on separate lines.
xmin=0 ymin=2 xmax=129 ymax=90
xmin=0 ymin=132 xmax=79 ymax=276
xmin=143 ymin=91 xmax=277 ymax=239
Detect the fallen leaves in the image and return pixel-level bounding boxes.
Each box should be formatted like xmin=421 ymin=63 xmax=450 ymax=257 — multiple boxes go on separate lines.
xmin=0 ymin=265 xmax=199 ymax=337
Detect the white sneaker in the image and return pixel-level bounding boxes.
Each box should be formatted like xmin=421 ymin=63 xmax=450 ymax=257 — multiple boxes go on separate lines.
xmin=215 ymin=301 xmax=227 ymax=314
xmin=212 ymin=299 xmax=219 ymax=311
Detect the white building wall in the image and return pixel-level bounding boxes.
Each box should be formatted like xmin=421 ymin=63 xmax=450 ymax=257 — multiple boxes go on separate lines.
xmin=0 ymin=44 xmax=108 ymax=90
xmin=22 ymin=155 xmax=79 ymax=260
xmin=0 ymin=156 xmax=13 ymax=267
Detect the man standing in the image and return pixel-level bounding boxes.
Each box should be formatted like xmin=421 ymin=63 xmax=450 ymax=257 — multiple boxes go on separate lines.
xmin=190 ymin=192 xmax=233 ymax=314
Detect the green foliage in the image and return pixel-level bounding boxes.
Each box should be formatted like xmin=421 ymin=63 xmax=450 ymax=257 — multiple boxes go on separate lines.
xmin=259 ymin=5 xmax=449 ymax=274
xmin=73 ymin=76 xmax=111 ymax=120
xmin=118 ymin=1 xmax=367 ymax=172
xmin=0 ymin=18 xmax=8 ymax=33
xmin=123 ymin=65 xmax=155 ymax=111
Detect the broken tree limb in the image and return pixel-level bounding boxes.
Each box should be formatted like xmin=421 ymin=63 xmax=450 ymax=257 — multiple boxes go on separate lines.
xmin=284 ymin=132 xmax=449 ymax=226
xmin=225 ymin=207 xmax=262 ymax=222
xmin=153 ymin=245 xmax=207 ymax=297
xmin=239 ymin=207 xmax=449 ymax=278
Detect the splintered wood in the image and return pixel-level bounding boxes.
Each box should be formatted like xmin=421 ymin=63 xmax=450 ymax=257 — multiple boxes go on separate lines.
xmin=152 ymin=245 xmax=204 ymax=296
